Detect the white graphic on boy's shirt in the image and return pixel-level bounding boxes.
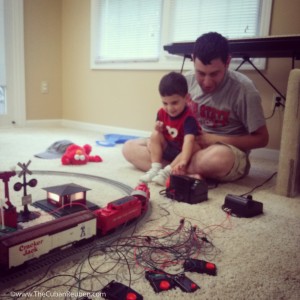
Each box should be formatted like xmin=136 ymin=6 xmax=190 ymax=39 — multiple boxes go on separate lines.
xmin=166 ymin=126 xmax=178 ymax=138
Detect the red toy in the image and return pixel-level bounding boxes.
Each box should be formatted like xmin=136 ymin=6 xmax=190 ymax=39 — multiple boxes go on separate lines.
xmin=94 ymin=182 xmax=150 ymax=236
xmin=94 ymin=195 xmax=142 ymax=235
xmin=61 ymin=144 xmax=102 ymax=165
xmin=0 ymin=171 xmax=18 ymax=228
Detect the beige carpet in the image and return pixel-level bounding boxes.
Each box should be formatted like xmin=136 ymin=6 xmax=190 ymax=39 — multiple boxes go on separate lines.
xmin=0 ymin=126 xmax=299 ymax=300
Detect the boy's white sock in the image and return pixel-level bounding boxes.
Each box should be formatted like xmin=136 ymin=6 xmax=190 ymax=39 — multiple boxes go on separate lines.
xmin=151 ymin=162 xmax=162 ymax=169
xmin=152 ymin=165 xmax=172 ymax=186
xmin=140 ymin=162 xmax=162 ymax=182
xmin=163 ymin=165 xmax=172 ymax=174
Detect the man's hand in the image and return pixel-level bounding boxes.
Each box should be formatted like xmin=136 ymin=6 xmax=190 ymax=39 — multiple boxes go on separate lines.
xmin=197 ymin=132 xmax=217 ymax=148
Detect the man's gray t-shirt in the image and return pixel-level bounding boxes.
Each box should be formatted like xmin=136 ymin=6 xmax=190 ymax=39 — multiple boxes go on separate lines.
xmin=185 ymin=70 xmax=266 ymax=136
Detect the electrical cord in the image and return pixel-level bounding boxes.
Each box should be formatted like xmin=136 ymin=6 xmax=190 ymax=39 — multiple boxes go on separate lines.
xmin=265 ymin=100 xmax=285 ymax=120
xmin=239 ymin=171 xmax=277 ymax=197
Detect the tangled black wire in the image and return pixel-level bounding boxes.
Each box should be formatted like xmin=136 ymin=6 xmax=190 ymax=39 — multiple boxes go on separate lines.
xmin=0 ymin=219 xmax=219 ymax=300
xmin=88 ymin=218 xmax=218 ymax=278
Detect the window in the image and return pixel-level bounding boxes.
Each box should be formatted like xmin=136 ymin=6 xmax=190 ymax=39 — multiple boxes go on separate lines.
xmin=0 ymin=0 xmax=6 ymax=114
xmin=91 ymin=0 xmax=273 ymax=70
xmin=0 ymin=87 xmax=6 ymax=114
xmin=0 ymin=0 xmax=26 ymax=126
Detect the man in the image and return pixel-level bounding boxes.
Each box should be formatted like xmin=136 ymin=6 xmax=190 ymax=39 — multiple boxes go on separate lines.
xmin=122 ymin=32 xmax=269 ymax=182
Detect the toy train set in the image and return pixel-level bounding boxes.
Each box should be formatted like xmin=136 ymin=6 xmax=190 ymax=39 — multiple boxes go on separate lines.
xmin=0 ymin=166 xmax=150 ymax=271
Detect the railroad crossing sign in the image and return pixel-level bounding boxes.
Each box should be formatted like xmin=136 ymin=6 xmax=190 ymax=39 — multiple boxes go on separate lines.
xmin=14 ymin=161 xmax=40 ymax=222
xmin=17 ymin=160 xmax=32 ymax=177
xmin=14 ymin=160 xmax=38 ymax=197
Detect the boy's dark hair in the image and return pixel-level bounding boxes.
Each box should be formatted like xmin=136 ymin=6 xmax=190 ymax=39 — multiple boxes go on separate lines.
xmin=193 ymin=32 xmax=229 ymax=65
xmin=159 ymin=72 xmax=188 ymax=97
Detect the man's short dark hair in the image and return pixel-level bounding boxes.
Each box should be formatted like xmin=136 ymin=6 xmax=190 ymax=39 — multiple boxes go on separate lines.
xmin=159 ymin=72 xmax=188 ymax=97
xmin=193 ymin=32 xmax=229 ymax=65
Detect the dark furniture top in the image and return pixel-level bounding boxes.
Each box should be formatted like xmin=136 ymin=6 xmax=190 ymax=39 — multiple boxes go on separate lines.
xmin=163 ymin=35 xmax=300 ymax=60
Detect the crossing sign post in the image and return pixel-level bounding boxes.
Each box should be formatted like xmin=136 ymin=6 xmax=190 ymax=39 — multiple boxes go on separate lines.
xmin=14 ymin=161 xmax=40 ymax=222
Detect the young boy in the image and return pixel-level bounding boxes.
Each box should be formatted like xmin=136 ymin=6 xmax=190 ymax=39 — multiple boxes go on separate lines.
xmin=140 ymin=72 xmax=201 ymax=186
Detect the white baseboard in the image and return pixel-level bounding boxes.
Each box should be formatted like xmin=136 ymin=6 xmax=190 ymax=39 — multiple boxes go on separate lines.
xmin=25 ymin=119 xmax=62 ymax=127
xmin=26 ymin=119 xmax=279 ymax=161
xmin=250 ymin=148 xmax=279 ymax=162
xmin=26 ymin=119 xmax=151 ymax=138
xmin=61 ymin=119 xmax=151 ymax=137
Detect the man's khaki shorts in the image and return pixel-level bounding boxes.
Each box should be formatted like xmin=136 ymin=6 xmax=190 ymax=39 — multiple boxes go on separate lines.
xmin=219 ymin=143 xmax=250 ymax=182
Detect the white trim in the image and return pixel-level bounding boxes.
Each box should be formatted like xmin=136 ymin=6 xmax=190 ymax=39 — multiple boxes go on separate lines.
xmin=26 ymin=119 xmax=151 ymax=138
xmin=250 ymin=148 xmax=279 ymax=162
xmin=259 ymin=0 xmax=273 ymax=37
xmin=61 ymin=119 xmax=151 ymax=137
xmin=4 ymin=0 xmax=26 ymax=126
xmin=25 ymin=119 xmax=63 ymax=127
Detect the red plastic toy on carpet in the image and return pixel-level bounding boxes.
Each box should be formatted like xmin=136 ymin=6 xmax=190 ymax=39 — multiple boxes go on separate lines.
xmin=61 ymin=144 xmax=102 ymax=165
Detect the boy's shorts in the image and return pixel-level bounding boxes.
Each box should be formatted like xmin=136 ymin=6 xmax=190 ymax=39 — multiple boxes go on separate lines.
xmin=219 ymin=143 xmax=250 ymax=182
xmin=162 ymin=142 xmax=181 ymax=162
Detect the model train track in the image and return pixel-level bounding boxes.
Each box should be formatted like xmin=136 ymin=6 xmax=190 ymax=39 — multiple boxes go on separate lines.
xmin=33 ymin=170 xmax=134 ymax=195
xmin=0 ymin=170 xmax=151 ymax=288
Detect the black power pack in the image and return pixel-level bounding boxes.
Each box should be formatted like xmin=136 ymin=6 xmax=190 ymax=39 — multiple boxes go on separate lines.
xmin=222 ymin=194 xmax=263 ymax=218
xmin=183 ymin=259 xmax=217 ymax=276
xmin=145 ymin=271 xmax=199 ymax=293
xmin=166 ymin=175 xmax=208 ymax=204
xmin=101 ymin=280 xmax=143 ymax=300
xmin=172 ymin=273 xmax=200 ymax=293
xmin=145 ymin=271 xmax=176 ymax=293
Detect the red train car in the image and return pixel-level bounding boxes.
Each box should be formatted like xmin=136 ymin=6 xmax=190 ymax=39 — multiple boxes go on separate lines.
xmin=130 ymin=182 xmax=150 ymax=212
xmin=94 ymin=195 xmax=142 ymax=235
xmin=94 ymin=183 xmax=150 ymax=236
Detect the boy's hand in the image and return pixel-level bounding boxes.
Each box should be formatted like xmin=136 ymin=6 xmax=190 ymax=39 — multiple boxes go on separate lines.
xmin=155 ymin=121 xmax=164 ymax=132
xmin=172 ymin=161 xmax=187 ymax=175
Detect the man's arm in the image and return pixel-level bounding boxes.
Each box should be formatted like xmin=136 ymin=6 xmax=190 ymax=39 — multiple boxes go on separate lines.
xmin=198 ymin=125 xmax=269 ymax=152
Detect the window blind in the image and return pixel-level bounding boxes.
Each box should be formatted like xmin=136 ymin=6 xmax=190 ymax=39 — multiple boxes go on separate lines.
xmin=95 ymin=0 xmax=162 ymax=62
xmin=168 ymin=0 xmax=261 ymax=43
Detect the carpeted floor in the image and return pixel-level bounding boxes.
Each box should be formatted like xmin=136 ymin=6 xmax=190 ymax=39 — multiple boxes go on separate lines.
xmin=0 ymin=126 xmax=299 ymax=300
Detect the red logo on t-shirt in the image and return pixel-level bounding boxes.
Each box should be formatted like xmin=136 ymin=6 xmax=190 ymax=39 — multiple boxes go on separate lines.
xmin=199 ymin=105 xmax=230 ymax=128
